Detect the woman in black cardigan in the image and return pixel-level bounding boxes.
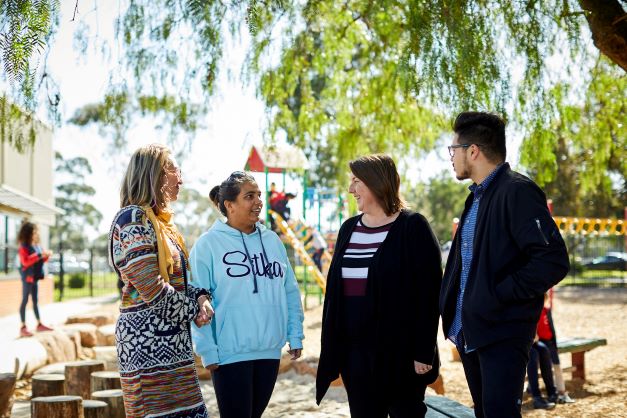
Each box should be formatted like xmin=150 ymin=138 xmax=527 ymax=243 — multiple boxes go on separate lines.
xmin=316 ymin=154 xmax=442 ymax=417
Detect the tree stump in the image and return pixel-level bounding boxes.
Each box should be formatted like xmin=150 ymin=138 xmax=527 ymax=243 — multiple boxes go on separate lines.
xmin=90 ymin=371 xmax=121 ymax=392
xmin=0 ymin=373 xmax=16 ymax=418
xmin=65 ymin=360 xmax=105 ymax=400
xmin=91 ymin=389 xmax=125 ymax=418
xmin=93 ymin=346 xmax=118 ymax=371
xmin=32 ymin=374 xmax=66 ymax=398
xmin=31 ymin=395 xmax=83 ymax=418
xmin=82 ymin=399 xmax=108 ymax=418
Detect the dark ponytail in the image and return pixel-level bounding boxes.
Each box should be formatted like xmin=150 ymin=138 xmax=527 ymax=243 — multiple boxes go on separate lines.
xmin=209 ymin=185 xmax=221 ymax=211
xmin=211 ymin=171 xmax=257 ymax=217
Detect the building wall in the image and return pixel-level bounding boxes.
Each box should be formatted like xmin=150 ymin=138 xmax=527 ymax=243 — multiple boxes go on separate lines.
xmin=0 ymin=119 xmax=55 ymax=227
xmin=0 ymin=276 xmax=54 ymax=318
xmin=0 ymin=110 xmax=56 ymax=314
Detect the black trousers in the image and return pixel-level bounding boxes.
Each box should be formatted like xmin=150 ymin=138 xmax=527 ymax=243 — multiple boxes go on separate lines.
xmin=527 ymin=341 xmax=557 ymax=398
xmin=459 ymin=338 xmax=532 ymax=418
xmin=19 ymin=279 xmax=40 ymax=323
xmin=211 ymin=359 xmax=280 ymax=418
xmin=340 ymin=346 xmax=428 ymax=418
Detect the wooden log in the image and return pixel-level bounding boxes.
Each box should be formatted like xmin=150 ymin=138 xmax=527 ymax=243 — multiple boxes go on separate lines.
xmin=32 ymin=374 xmax=66 ymax=398
xmin=31 ymin=395 xmax=83 ymax=418
xmin=0 ymin=373 xmax=16 ymax=418
xmin=91 ymin=389 xmax=125 ymax=418
xmin=82 ymin=399 xmax=108 ymax=418
xmin=93 ymin=346 xmax=118 ymax=371
xmin=90 ymin=371 xmax=121 ymax=392
xmin=66 ymin=313 xmax=115 ymax=328
xmin=428 ymin=374 xmax=446 ymax=395
xmin=96 ymin=325 xmax=116 ymax=347
xmin=65 ymin=360 xmax=105 ymax=400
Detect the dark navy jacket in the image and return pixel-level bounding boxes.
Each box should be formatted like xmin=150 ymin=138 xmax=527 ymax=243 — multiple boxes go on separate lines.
xmin=440 ymin=164 xmax=570 ymax=350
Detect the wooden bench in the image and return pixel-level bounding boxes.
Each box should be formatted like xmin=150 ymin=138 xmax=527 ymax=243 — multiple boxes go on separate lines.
xmin=425 ymin=395 xmax=474 ymax=417
xmin=557 ymin=337 xmax=607 ymax=381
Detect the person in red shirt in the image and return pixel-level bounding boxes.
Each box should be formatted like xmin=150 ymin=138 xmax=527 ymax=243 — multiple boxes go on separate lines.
xmin=538 ymin=290 xmax=576 ymax=404
xmin=17 ymin=221 xmax=53 ymax=337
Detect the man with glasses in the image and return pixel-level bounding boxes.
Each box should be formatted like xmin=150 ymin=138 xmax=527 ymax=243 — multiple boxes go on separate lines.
xmin=439 ymin=111 xmax=570 ymax=417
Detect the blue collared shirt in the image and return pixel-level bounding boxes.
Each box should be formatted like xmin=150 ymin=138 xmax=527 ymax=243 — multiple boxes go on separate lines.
xmin=448 ymin=163 xmax=505 ymax=351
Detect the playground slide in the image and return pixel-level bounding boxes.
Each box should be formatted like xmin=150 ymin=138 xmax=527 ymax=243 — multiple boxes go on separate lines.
xmin=268 ymin=210 xmax=326 ymax=293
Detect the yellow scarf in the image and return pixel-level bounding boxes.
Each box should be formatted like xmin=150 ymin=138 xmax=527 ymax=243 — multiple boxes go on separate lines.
xmin=142 ymin=206 xmax=189 ymax=283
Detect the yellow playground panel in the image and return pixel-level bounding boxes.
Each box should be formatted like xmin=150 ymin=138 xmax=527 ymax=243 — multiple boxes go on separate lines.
xmin=553 ymin=217 xmax=625 ymax=236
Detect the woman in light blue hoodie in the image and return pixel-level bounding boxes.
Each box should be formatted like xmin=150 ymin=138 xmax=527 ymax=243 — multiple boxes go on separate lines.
xmin=190 ymin=171 xmax=304 ymax=418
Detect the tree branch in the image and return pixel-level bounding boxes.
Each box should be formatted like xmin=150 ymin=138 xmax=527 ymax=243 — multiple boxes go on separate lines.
xmin=72 ymin=1 xmax=79 ymax=21
xmin=579 ymin=0 xmax=627 ymax=72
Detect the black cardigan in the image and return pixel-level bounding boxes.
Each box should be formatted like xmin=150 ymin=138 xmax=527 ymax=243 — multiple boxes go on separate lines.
xmin=316 ymin=210 xmax=442 ymax=404
xmin=440 ymin=164 xmax=570 ymax=350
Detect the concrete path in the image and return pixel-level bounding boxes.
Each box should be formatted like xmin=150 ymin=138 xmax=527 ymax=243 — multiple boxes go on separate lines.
xmin=0 ymin=295 xmax=119 ymax=343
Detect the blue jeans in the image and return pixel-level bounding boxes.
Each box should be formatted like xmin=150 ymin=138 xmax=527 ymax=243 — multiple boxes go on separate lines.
xmin=527 ymin=341 xmax=557 ymax=398
xmin=20 ymin=279 xmax=40 ymax=323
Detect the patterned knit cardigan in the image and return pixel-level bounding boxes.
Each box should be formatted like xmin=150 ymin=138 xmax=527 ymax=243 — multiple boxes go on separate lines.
xmin=109 ymin=205 xmax=209 ymax=418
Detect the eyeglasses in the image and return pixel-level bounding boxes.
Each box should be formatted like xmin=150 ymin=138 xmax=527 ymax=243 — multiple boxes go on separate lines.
xmin=447 ymin=144 xmax=471 ymax=157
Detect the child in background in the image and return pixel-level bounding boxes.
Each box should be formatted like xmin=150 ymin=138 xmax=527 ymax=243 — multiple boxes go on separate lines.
xmin=540 ymin=289 xmax=575 ymax=404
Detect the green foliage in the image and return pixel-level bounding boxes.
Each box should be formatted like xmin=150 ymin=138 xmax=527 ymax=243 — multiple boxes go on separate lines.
xmin=50 ymin=152 xmax=103 ymax=251
xmin=67 ymin=273 xmax=86 ymax=289
xmin=1 ymin=0 xmax=625 ymax=197
xmin=69 ymin=92 xmax=201 ymax=149
xmin=0 ymin=0 xmax=59 ymax=83
xmin=520 ymin=59 xmax=626 ymax=217
xmin=404 ymin=171 xmax=469 ymax=244
xmin=246 ymin=0 xmax=615 ymax=187
xmin=253 ymin=2 xmax=449 ymax=188
xmin=0 ymin=94 xmax=37 ymax=151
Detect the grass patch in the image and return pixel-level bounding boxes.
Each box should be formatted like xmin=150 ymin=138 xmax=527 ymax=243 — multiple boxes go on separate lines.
xmin=53 ymin=271 xmax=119 ymax=301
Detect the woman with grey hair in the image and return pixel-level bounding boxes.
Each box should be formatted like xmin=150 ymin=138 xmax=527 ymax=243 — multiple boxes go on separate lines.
xmin=190 ymin=171 xmax=304 ymax=418
xmin=109 ymin=143 xmax=213 ymax=417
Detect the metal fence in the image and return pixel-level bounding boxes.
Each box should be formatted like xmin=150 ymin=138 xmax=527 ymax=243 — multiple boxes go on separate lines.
xmin=561 ymin=234 xmax=626 ymax=287
xmin=53 ymin=245 xmax=119 ymax=301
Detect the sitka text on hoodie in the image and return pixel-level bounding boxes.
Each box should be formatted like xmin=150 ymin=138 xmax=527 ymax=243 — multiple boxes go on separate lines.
xmin=190 ymin=219 xmax=305 ymax=366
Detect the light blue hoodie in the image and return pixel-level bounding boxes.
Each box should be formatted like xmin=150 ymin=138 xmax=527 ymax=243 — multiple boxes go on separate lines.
xmin=190 ymin=219 xmax=304 ymax=366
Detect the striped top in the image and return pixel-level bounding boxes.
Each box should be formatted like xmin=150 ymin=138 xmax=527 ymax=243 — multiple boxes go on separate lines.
xmin=342 ymin=218 xmax=392 ymax=296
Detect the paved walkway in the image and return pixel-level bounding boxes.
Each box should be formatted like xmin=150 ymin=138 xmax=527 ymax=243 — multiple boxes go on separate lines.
xmin=0 ymin=295 xmax=119 ymax=343
xmin=3 ymin=295 xmax=119 ymax=418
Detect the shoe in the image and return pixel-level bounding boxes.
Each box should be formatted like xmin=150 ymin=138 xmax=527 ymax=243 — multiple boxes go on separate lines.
xmin=20 ymin=326 xmax=33 ymax=338
xmin=548 ymin=393 xmax=558 ymax=403
xmin=36 ymin=323 xmax=54 ymax=332
xmin=557 ymin=394 xmax=575 ymax=404
xmin=532 ymin=396 xmax=556 ymax=410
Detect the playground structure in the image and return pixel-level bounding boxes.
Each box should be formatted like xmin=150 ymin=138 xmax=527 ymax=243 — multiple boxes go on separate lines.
xmin=245 ymin=145 xmax=339 ymax=304
xmin=553 ymin=216 xmax=625 ymax=236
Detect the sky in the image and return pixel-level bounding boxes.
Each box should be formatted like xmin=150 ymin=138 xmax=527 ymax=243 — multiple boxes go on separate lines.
xmin=42 ymin=1 xmax=525 ymax=238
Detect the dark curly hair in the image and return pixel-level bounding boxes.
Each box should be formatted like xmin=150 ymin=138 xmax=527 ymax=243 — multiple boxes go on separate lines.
xmin=17 ymin=221 xmax=37 ymax=245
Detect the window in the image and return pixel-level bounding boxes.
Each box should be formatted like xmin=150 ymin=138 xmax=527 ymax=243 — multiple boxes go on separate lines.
xmin=0 ymin=214 xmax=20 ymax=275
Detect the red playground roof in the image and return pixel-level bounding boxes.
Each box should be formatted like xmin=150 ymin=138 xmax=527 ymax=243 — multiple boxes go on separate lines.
xmin=245 ymin=145 xmax=310 ymax=173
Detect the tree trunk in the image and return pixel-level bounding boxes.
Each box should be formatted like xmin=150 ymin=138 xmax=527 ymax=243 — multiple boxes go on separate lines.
xmin=0 ymin=373 xmax=16 ymax=418
xmin=82 ymin=399 xmax=108 ymax=418
xmin=31 ymin=395 xmax=83 ymax=418
xmin=32 ymin=374 xmax=66 ymax=398
xmin=65 ymin=360 xmax=105 ymax=400
xmin=580 ymin=0 xmax=627 ymax=71
xmin=90 ymin=371 xmax=121 ymax=393
xmin=91 ymin=389 xmax=125 ymax=418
